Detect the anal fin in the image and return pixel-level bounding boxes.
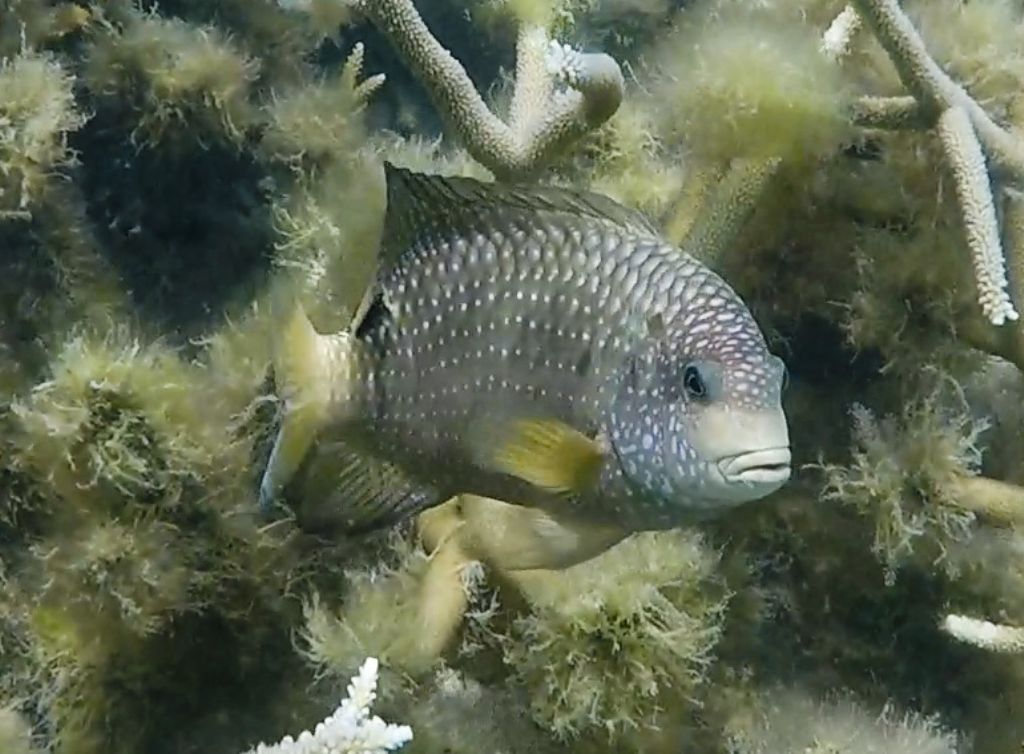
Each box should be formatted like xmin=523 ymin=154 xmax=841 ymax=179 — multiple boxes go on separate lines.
xmin=296 ymin=442 xmax=445 ymax=536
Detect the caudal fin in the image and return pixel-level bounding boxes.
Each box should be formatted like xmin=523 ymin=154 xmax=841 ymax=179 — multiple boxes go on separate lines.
xmin=259 ymin=303 xmax=356 ymax=515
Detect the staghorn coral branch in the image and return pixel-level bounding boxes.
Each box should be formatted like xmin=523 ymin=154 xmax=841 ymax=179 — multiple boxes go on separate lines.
xmin=341 ymin=41 xmax=387 ymax=103
xmin=829 ymin=0 xmax=1024 ymax=327
xmin=942 ymin=473 xmax=1024 ymax=527
xmin=346 ymin=0 xmax=623 ymax=179
xmin=1001 ymin=188 xmax=1024 ymax=344
xmin=850 ymin=0 xmax=1024 ymax=177
xmin=509 ymin=25 xmax=552 ymax=136
xmin=661 ymin=163 xmax=727 ymax=247
xmin=244 ymin=657 xmax=413 ymax=753
xmin=849 ymin=94 xmax=928 ymax=130
xmin=955 ymin=314 xmax=1024 ymax=372
xmin=940 ymin=614 xmax=1024 ymax=653
xmin=677 ymin=157 xmax=782 ymax=265
xmin=851 ymin=0 xmax=965 ymax=112
xmin=407 ymin=502 xmax=476 ymax=667
xmin=821 ymin=4 xmax=862 ymax=63
xmin=936 ymin=107 xmax=1018 ymax=326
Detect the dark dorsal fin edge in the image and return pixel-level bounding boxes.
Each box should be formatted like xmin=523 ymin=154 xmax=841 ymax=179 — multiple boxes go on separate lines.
xmin=380 ymin=161 xmax=660 ymax=271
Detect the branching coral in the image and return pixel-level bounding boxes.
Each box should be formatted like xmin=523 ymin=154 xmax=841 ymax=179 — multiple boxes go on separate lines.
xmin=278 ymin=0 xmax=624 ymax=178
xmin=259 ymin=43 xmax=384 ymax=182
xmin=243 ymin=657 xmax=412 ymax=754
xmin=10 ymin=0 xmax=1024 ymax=752
xmin=940 ymin=613 xmax=1024 ymax=654
xmin=9 ymin=332 xmax=219 ymax=511
xmin=654 ymin=4 xmax=852 ymax=166
xmin=299 ymin=532 xmax=451 ymax=677
xmin=262 ymin=43 xmax=386 ymax=326
xmin=636 ymin=1 xmax=858 ymax=269
xmin=0 ymin=318 xmax=363 ymax=753
xmin=643 ymin=0 xmax=1024 ymax=366
xmin=832 ymin=0 xmax=1024 ymax=328
xmin=297 ymin=509 xmax=729 ymax=746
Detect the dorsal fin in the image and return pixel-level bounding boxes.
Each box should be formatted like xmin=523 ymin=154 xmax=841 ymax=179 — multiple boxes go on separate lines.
xmin=380 ymin=162 xmax=660 ymax=269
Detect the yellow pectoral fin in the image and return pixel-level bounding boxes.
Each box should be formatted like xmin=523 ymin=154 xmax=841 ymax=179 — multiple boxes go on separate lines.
xmin=486 ymin=418 xmax=607 ymax=495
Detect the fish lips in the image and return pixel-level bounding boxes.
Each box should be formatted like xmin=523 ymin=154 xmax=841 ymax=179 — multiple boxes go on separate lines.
xmin=717 ymin=447 xmax=792 ymax=489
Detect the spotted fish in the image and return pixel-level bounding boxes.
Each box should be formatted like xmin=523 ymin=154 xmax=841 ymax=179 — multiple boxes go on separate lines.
xmin=259 ymin=163 xmax=790 ymax=562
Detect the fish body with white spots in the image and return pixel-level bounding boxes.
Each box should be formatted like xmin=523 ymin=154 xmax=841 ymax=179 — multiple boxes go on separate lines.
xmin=259 ymin=164 xmax=790 ymax=566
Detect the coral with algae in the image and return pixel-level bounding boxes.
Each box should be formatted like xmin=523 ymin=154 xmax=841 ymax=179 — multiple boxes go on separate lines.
xmin=0 ymin=705 xmax=41 ymax=754
xmin=82 ymin=11 xmax=260 ymax=149
xmin=0 ymin=51 xmax=85 ymax=218
xmin=819 ymin=370 xmax=987 ymax=580
xmin=723 ymin=685 xmax=960 ymax=754
xmin=0 ymin=318 xmax=358 ymax=753
xmin=652 ymin=2 xmax=853 ymax=165
xmin=298 ymin=523 xmax=730 ymax=750
xmin=496 ymin=529 xmax=729 ymax=741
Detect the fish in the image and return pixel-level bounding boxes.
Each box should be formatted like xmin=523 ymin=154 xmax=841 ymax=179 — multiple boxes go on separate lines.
xmin=258 ymin=163 xmax=791 ymax=562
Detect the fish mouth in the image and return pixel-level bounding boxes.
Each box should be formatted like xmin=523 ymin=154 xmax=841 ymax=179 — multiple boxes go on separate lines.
xmin=717 ymin=447 xmax=792 ymax=486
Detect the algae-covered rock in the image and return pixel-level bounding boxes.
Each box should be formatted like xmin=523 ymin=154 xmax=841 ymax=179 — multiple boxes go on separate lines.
xmin=0 ymin=706 xmax=40 ymax=754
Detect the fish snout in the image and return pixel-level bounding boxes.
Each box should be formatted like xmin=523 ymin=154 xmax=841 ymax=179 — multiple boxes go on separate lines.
xmin=685 ymin=404 xmax=791 ymax=503
xmin=717 ymin=446 xmax=792 ymax=486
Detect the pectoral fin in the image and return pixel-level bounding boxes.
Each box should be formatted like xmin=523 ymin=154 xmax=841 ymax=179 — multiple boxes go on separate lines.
xmin=477 ymin=418 xmax=608 ymax=495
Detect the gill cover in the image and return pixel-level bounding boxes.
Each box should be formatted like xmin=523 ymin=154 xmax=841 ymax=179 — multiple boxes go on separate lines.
xmin=609 ymin=342 xmax=671 ymax=502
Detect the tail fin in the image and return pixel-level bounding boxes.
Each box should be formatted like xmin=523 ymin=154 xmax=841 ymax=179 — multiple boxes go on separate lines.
xmin=259 ymin=302 xmax=357 ymax=515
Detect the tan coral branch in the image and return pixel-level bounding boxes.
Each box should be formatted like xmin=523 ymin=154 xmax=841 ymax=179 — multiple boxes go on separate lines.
xmin=661 ymin=163 xmax=727 ymax=247
xmin=942 ymin=473 xmax=1024 ymax=527
xmin=850 ymin=0 xmax=1024 ymax=177
xmin=833 ymin=0 xmax=1024 ymax=329
xmin=941 ymin=614 xmax=1024 ymax=653
xmin=936 ymin=107 xmax=1018 ymax=326
xmin=678 ymin=157 xmax=782 ymax=266
xmin=849 ymin=95 xmax=928 ymax=130
xmin=821 ymin=4 xmax=862 ymax=63
xmin=350 ymin=0 xmax=624 ymax=178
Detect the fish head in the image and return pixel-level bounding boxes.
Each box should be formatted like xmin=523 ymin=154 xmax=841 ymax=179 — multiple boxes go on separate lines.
xmin=609 ymin=327 xmax=791 ymax=516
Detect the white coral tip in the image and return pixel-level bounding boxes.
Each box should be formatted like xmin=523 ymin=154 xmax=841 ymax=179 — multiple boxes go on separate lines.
xmin=821 ymin=5 xmax=861 ymax=61
xmin=941 ymin=613 xmax=1024 ymax=653
xmin=546 ymin=40 xmax=583 ymax=87
xmin=241 ymin=657 xmax=412 ymax=754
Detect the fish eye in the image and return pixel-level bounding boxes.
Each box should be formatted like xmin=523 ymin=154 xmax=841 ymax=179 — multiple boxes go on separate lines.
xmin=683 ymin=363 xmax=707 ymax=400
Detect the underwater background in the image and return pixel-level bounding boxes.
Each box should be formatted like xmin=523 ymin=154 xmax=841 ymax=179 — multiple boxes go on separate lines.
xmin=2 ymin=0 xmax=1024 ymax=752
